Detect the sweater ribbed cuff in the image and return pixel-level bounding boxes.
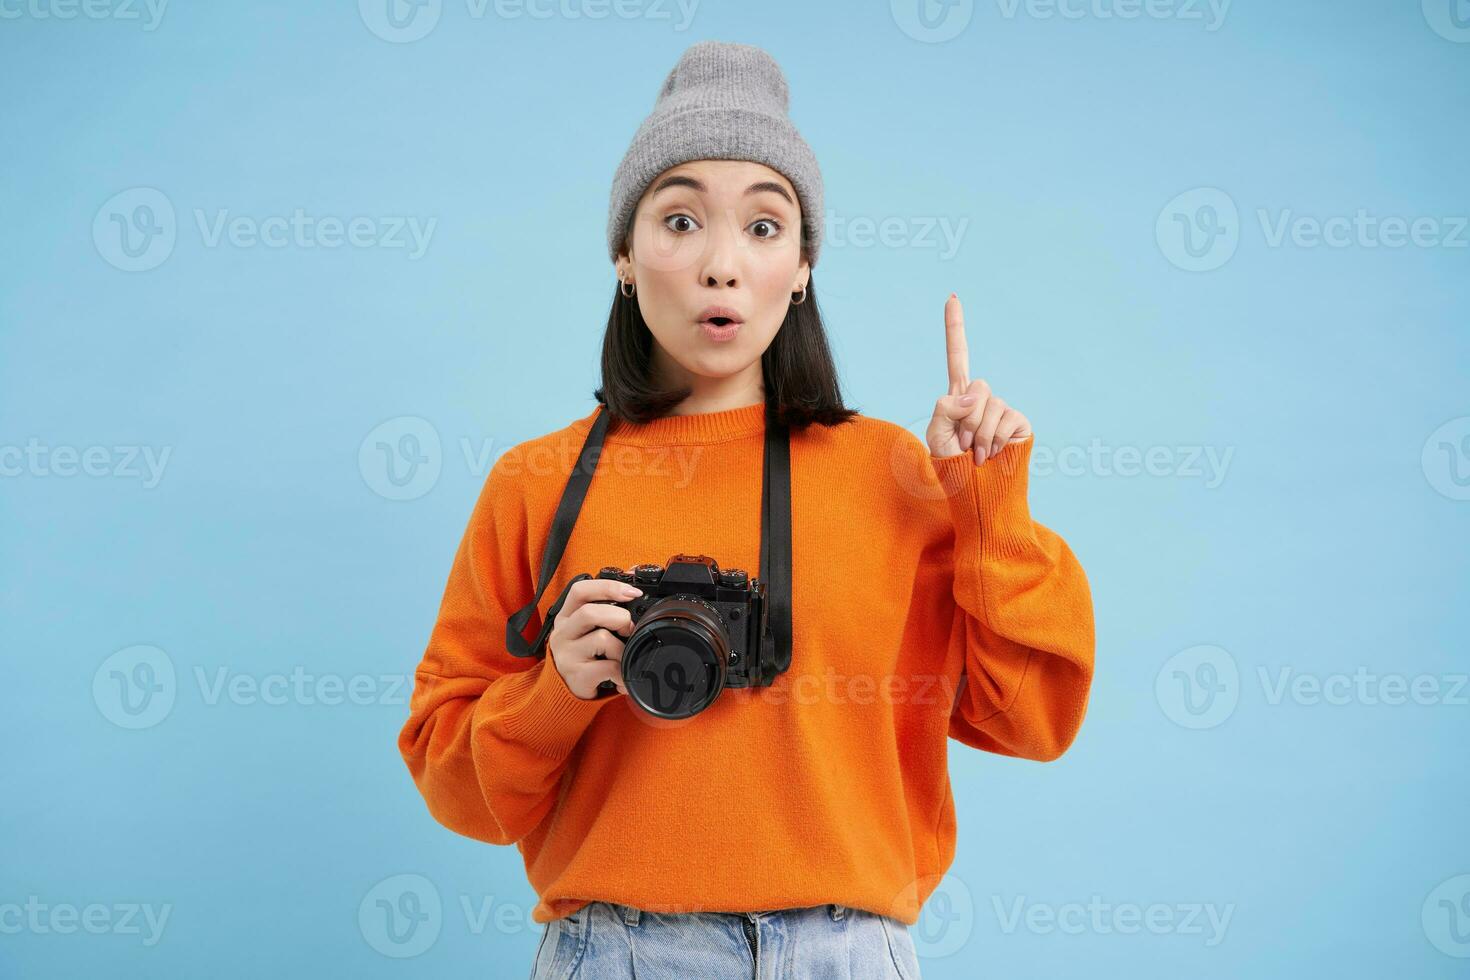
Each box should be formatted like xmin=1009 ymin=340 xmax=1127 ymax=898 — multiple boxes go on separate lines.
xmin=493 ymin=651 xmax=615 ymax=759
xmin=930 ymin=434 xmax=1037 ymax=560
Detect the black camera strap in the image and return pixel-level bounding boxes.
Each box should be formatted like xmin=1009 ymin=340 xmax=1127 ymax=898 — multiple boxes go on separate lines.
xmin=760 ymin=407 xmax=793 ymax=673
xmin=505 ymin=402 xmax=792 ymax=674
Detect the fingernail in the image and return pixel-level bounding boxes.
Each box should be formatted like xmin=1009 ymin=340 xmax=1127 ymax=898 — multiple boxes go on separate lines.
xmin=959 ymin=430 xmax=972 ymax=450
xmin=975 ymin=446 xmax=987 ymax=464
xmin=623 ymin=586 xmax=642 ymax=596
xmin=959 ymin=394 xmax=976 ymax=404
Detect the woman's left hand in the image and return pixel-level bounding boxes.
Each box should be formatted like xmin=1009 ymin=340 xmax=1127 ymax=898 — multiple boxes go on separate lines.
xmin=926 ymin=293 xmax=1033 ymax=464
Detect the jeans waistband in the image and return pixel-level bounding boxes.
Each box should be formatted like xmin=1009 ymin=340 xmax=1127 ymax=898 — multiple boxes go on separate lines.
xmin=608 ymin=902 xmax=849 ymax=926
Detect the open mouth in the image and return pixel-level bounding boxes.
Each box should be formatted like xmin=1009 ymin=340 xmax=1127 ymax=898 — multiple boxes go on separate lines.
xmin=697 ymin=306 xmax=744 ymax=329
xmin=698 ymin=316 xmax=742 ymax=342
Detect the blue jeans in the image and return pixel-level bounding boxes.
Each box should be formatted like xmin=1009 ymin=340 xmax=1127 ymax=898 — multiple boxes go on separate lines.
xmin=528 ymin=900 xmax=922 ymax=979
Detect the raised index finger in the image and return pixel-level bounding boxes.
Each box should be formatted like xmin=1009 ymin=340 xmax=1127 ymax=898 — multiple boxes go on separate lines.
xmin=945 ymin=292 xmax=969 ymax=396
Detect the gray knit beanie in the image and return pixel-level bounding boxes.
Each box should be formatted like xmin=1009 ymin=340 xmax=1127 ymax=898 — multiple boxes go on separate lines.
xmin=607 ymin=40 xmax=824 ymax=267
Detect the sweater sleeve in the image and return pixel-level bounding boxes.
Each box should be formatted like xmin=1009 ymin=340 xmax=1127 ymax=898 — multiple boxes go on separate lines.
xmin=928 ymin=435 xmax=1096 ymax=762
xmin=396 ymin=451 xmax=617 ymax=845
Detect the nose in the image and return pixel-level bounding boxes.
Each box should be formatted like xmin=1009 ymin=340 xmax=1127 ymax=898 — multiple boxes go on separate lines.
xmin=699 ymin=217 xmax=739 ymax=288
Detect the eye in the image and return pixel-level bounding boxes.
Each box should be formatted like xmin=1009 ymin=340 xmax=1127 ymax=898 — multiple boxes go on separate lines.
xmin=749 ymin=218 xmax=783 ymax=240
xmin=663 ymin=213 xmax=700 ymax=233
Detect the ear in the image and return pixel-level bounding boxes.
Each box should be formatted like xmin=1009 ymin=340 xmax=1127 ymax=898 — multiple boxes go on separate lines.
xmin=796 ymin=251 xmax=810 ymax=291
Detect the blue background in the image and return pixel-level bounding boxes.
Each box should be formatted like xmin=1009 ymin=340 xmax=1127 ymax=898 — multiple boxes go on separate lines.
xmin=2 ymin=1 xmax=1467 ymax=977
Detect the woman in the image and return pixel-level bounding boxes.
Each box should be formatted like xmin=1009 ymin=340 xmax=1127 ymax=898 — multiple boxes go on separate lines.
xmin=397 ymin=40 xmax=1095 ymax=979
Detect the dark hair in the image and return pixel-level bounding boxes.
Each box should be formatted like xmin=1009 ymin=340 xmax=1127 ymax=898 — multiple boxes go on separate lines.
xmin=592 ymin=276 xmax=861 ymax=432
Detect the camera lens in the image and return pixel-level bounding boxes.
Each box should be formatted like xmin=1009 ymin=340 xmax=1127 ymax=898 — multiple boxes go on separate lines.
xmin=621 ymin=596 xmax=729 ymax=719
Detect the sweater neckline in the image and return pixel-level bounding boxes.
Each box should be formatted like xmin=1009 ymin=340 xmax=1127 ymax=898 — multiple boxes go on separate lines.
xmin=580 ymin=400 xmax=768 ymax=446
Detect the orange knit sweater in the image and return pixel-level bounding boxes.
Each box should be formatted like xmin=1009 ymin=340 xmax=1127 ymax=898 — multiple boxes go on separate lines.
xmin=396 ymin=400 xmax=1094 ymax=925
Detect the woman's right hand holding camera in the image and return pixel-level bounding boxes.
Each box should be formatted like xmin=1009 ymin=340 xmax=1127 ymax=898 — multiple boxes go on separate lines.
xmin=547 ymin=578 xmax=643 ymax=700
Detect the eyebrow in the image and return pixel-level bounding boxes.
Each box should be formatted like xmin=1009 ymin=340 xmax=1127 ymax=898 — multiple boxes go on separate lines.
xmin=649 ymin=174 xmax=795 ymax=207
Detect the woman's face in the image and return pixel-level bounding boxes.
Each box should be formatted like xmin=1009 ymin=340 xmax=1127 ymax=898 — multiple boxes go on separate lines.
xmin=616 ymin=159 xmax=810 ymax=388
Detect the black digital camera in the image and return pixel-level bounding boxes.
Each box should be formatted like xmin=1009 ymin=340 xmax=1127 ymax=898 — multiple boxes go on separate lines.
xmin=590 ymin=554 xmax=780 ymax=719
xmin=504 ymin=404 xmax=793 ymax=720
